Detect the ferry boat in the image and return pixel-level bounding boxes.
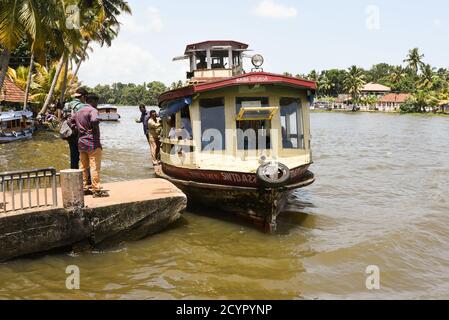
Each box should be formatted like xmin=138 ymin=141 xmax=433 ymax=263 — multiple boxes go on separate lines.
xmin=97 ymin=106 xmax=121 ymax=122
xmin=156 ymin=41 xmax=316 ymax=232
xmin=0 ymin=110 xmax=34 ymax=143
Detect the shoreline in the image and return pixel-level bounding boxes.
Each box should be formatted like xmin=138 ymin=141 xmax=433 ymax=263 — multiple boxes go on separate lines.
xmin=310 ymin=109 xmax=449 ymax=117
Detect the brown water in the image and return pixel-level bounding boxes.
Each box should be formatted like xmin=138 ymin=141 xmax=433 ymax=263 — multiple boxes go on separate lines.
xmin=1 ymin=108 xmax=449 ymax=300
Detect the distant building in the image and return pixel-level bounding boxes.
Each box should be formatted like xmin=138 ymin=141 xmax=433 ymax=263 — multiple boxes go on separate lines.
xmin=361 ymin=83 xmax=391 ymax=97
xmin=377 ymin=93 xmax=411 ymax=112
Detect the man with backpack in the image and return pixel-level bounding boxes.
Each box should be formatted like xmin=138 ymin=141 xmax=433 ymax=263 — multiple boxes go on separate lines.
xmin=62 ymin=87 xmax=89 ymax=169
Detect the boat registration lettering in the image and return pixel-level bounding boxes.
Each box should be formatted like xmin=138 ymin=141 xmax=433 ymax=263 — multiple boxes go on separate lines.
xmin=221 ymin=172 xmax=257 ymax=184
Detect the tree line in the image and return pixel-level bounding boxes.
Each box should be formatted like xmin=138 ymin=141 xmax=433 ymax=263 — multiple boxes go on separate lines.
xmin=0 ymin=0 xmax=131 ymax=113
xmin=284 ymin=48 xmax=449 ymax=113
xmin=86 ymin=80 xmax=184 ymax=106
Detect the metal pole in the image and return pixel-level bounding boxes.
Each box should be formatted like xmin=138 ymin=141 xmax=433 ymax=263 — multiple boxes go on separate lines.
xmin=52 ymin=170 xmax=58 ymax=207
xmin=27 ymin=173 xmax=31 ymax=209
xmin=43 ymin=170 xmax=48 ymax=206
xmin=1 ymin=176 xmax=6 ymax=213
xmin=19 ymin=173 xmax=24 ymax=210
xmin=36 ymin=172 xmax=40 ymax=207
xmin=11 ymin=175 xmax=15 ymax=211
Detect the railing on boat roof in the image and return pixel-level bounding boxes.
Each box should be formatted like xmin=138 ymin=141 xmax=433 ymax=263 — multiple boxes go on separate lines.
xmin=0 ymin=168 xmax=58 ymax=213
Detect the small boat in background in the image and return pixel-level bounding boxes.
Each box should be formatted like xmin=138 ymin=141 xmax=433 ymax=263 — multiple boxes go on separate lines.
xmin=0 ymin=110 xmax=34 ymax=143
xmin=97 ymin=106 xmax=121 ymax=122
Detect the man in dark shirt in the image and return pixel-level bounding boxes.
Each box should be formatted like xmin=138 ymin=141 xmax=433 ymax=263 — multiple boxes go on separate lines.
xmin=73 ymin=96 xmax=108 ymax=198
xmin=136 ymin=104 xmax=151 ymax=142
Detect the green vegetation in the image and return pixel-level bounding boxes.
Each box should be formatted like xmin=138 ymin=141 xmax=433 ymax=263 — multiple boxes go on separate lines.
xmin=0 ymin=0 xmax=131 ymax=113
xmin=88 ymin=82 xmax=168 ymax=106
xmin=287 ymin=48 xmax=449 ymax=113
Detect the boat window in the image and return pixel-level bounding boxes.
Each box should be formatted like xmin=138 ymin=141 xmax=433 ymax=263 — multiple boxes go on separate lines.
xmin=196 ymin=51 xmax=207 ymax=70
xmin=280 ymin=98 xmax=304 ymax=149
xmin=200 ymin=98 xmax=226 ymax=151
xmin=180 ymin=107 xmax=193 ymax=139
xmin=236 ymin=97 xmax=271 ymax=150
xmin=211 ymin=51 xmax=229 ymax=69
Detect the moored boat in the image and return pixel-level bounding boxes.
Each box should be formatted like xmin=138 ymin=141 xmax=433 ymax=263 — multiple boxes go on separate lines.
xmin=0 ymin=110 xmax=34 ymax=143
xmin=97 ymin=105 xmax=121 ymax=122
xmin=156 ymin=40 xmax=316 ymax=232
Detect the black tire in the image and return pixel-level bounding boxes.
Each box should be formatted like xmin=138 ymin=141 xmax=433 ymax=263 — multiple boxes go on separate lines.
xmin=256 ymin=162 xmax=291 ymax=188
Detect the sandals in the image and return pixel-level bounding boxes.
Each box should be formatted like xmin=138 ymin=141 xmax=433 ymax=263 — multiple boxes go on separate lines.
xmin=93 ymin=190 xmax=110 ymax=198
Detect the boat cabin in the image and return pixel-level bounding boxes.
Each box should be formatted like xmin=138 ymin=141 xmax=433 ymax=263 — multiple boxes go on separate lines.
xmin=97 ymin=106 xmax=120 ymax=122
xmin=173 ymin=40 xmax=250 ymax=84
xmin=159 ymin=76 xmax=316 ymax=176
xmin=0 ymin=113 xmax=30 ymax=132
xmin=98 ymin=106 xmax=118 ymax=114
xmin=0 ymin=111 xmax=34 ymax=143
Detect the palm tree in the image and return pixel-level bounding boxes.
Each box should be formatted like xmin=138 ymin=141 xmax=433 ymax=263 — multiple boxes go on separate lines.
xmin=307 ymin=70 xmax=319 ymax=81
xmin=404 ymin=48 xmax=425 ymax=75
xmin=418 ymin=64 xmax=438 ymax=90
xmin=318 ymin=75 xmax=333 ymax=95
xmin=389 ymin=66 xmax=407 ymax=84
xmin=7 ymin=65 xmax=29 ymax=90
xmin=70 ymin=0 xmax=131 ymax=84
xmin=0 ymin=0 xmax=26 ymax=91
xmin=343 ymin=66 xmax=366 ymax=104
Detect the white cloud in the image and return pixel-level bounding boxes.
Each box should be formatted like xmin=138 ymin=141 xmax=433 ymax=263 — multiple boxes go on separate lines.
xmin=79 ymin=42 xmax=167 ymax=86
xmin=147 ymin=7 xmax=163 ymax=32
xmin=121 ymin=6 xmax=163 ymax=33
xmin=253 ymin=0 xmax=297 ymax=19
xmin=433 ymin=18 xmax=441 ymax=27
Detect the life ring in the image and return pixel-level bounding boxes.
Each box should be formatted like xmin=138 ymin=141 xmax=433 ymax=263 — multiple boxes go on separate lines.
xmin=12 ymin=131 xmax=18 ymax=138
xmin=256 ymin=162 xmax=291 ymax=188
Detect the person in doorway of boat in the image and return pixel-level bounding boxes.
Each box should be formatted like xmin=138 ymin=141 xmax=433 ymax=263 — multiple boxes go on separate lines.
xmin=63 ymin=87 xmax=89 ymax=169
xmin=135 ymin=104 xmax=152 ymax=143
xmin=73 ymin=95 xmax=109 ymax=198
xmin=148 ymin=110 xmax=162 ymax=167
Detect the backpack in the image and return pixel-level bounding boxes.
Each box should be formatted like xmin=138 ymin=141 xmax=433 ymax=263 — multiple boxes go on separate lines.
xmin=59 ymin=101 xmax=83 ymax=140
xmin=59 ymin=119 xmax=75 ymax=140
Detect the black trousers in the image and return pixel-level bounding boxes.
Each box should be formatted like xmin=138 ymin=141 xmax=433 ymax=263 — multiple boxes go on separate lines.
xmin=68 ymin=136 xmax=80 ymax=170
xmin=67 ymin=135 xmax=92 ymax=185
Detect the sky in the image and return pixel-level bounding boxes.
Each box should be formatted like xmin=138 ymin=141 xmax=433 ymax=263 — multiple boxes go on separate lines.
xmin=79 ymin=0 xmax=449 ymax=87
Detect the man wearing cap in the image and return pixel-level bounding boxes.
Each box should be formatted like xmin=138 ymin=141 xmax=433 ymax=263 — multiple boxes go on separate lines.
xmin=73 ymin=93 xmax=108 ymax=198
xmin=63 ymin=88 xmax=89 ymax=169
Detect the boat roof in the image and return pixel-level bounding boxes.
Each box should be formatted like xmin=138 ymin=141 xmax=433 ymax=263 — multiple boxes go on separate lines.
xmin=159 ymin=72 xmax=317 ymax=105
xmin=0 ymin=110 xmax=33 ymax=121
xmin=98 ymin=106 xmax=118 ymax=110
xmin=185 ymin=40 xmax=249 ymax=54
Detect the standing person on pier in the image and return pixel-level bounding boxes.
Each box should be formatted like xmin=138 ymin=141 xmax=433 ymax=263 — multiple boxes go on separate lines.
xmin=136 ymin=104 xmax=152 ymax=143
xmin=148 ymin=110 xmax=162 ymax=167
xmin=74 ymin=94 xmax=109 ymax=198
xmin=63 ymin=88 xmax=89 ymax=169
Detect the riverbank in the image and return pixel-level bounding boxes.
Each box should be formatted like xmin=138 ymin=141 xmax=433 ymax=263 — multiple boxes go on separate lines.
xmin=311 ymin=109 xmax=449 ymax=117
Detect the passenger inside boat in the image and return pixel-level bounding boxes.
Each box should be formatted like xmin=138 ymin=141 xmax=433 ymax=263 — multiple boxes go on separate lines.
xmin=180 ymin=107 xmax=193 ymax=138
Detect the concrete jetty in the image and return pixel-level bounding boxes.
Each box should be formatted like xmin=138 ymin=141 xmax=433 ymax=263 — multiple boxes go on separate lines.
xmin=0 ymin=178 xmax=187 ymax=262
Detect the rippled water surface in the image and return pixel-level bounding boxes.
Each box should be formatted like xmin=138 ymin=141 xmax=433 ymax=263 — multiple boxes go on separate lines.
xmin=1 ymin=108 xmax=448 ymax=299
